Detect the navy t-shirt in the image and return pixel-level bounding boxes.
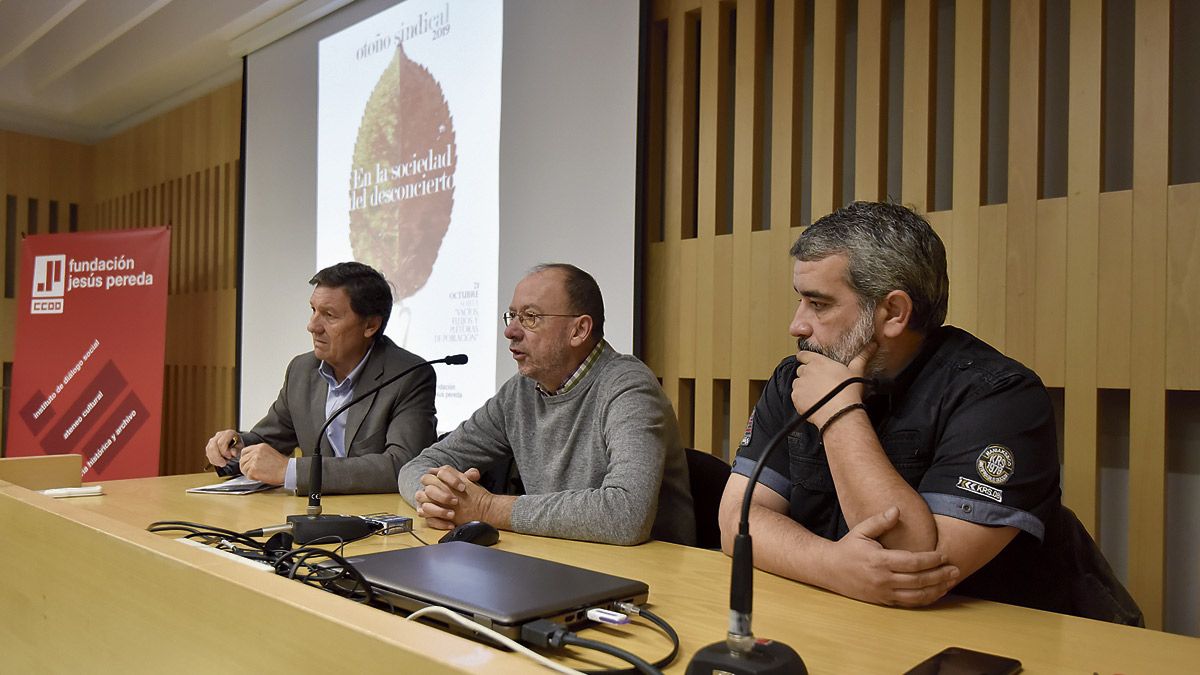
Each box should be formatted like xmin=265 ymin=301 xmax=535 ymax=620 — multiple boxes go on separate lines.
xmin=732 ymin=326 xmax=1073 ymax=611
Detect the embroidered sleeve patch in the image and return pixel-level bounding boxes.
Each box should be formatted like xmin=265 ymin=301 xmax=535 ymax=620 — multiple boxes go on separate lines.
xmin=976 ymin=445 xmax=1015 ymax=485
xmin=956 ymin=476 xmax=1004 ymax=502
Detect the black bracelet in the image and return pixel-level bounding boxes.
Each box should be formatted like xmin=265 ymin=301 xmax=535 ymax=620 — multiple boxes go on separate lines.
xmin=819 ymin=402 xmax=866 ymax=436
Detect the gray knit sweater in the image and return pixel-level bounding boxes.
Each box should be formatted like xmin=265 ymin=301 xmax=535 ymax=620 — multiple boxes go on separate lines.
xmin=398 ymin=347 xmax=696 ymax=545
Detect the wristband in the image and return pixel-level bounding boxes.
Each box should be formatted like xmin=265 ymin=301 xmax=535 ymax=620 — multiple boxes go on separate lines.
xmin=819 ymin=402 xmax=866 ymax=436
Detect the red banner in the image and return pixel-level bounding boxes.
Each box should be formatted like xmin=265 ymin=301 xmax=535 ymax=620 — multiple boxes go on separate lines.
xmin=6 ymin=228 xmax=170 ymax=481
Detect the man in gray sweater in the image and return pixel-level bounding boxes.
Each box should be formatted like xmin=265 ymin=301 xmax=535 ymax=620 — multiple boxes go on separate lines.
xmin=398 ymin=264 xmax=695 ymax=546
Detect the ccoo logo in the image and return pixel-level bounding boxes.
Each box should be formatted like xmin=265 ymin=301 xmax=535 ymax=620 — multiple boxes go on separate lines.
xmin=31 ymin=254 xmax=67 ymax=314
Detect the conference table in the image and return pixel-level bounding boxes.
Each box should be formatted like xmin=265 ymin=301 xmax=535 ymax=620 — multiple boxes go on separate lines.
xmin=2 ymin=465 xmax=1197 ymax=673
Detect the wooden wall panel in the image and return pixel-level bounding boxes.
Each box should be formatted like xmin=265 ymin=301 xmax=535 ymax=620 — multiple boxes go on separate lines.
xmin=1033 ymin=196 xmax=1066 ymax=386
xmin=1063 ymin=0 xmax=1102 ymax=538
xmin=901 ymin=0 xmax=935 ymax=212
xmin=1097 ymin=190 xmax=1132 ymax=389
xmin=0 ymin=131 xmax=93 ymax=457
xmin=694 ymin=0 xmax=726 ymax=450
xmin=644 ymin=0 xmax=1195 ymax=630
xmin=117 ymin=86 xmax=237 ymax=479
xmin=810 ymin=0 xmax=844 ymax=219
xmin=1005 ymin=0 xmax=1042 ymax=365
xmin=767 ymin=0 xmax=806 ymax=368
xmin=948 ymin=0 xmax=986 ymax=334
xmin=1166 ymin=183 xmax=1200 ymax=389
xmin=1128 ymin=0 xmax=1170 ymax=630
xmin=730 ymin=0 xmax=765 ymax=456
xmin=854 ymin=0 xmax=888 ymax=201
xmin=975 ymin=203 xmax=1007 ymax=350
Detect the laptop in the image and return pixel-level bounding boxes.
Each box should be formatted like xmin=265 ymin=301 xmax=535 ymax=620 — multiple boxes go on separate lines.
xmin=342 ymin=541 xmax=649 ymax=640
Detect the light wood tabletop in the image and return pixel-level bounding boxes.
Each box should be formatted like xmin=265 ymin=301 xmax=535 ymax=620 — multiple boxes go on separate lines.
xmin=3 ymin=471 xmax=1197 ymax=673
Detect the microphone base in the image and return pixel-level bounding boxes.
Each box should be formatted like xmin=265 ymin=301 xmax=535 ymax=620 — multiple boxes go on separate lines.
xmin=286 ymin=514 xmax=378 ymax=545
xmin=686 ymin=639 xmax=806 ymax=675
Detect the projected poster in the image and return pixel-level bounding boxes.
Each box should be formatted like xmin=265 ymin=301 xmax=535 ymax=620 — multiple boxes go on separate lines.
xmin=317 ymin=0 xmax=501 ymax=433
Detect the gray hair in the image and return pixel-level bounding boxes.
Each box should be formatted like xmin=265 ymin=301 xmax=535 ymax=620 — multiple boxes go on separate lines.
xmin=790 ymin=201 xmax=949 ymax=334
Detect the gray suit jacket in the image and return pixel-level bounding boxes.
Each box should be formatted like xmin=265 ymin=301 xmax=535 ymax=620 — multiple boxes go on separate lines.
xmin=240 ymin=335 xmax=437 ymax=494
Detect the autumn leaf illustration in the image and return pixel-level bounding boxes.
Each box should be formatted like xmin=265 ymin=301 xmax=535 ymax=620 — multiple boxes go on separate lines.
xmin=349 ymin=41 xmax=456 ymax=300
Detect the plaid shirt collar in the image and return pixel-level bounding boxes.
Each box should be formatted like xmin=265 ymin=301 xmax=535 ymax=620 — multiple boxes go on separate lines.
xmin=536 ymin=339 xmax=608 ymax=397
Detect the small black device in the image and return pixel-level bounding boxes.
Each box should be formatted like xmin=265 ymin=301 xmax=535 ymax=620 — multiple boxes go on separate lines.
xmin=439 ymin=520 xmax=500 ymax=546
xmin=214 ymin=457 xmax=241 ymax=478
xmin=903 ymin=647 xmax=1022 ymax=675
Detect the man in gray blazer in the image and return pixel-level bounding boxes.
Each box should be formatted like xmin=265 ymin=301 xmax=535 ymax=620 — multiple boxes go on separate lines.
xmin=205 ymin=262 xmax=437 ymax=494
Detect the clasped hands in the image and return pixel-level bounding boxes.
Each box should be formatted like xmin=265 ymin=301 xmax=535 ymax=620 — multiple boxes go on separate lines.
xmin=823 ymin=506 xmax=960 ymax=607
xmin=415 ymin=465 xmax=496 ymax=529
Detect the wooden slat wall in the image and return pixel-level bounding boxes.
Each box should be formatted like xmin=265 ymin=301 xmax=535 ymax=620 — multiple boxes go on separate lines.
xmin=0 ymin=132 xmax=93 ymax=456
xmin=643 ymin=0 xmax=1194 ymax=630
xmin=1127 ymin=0 xmax=1170 ymax=631
xmin=92 ymin=82 xmax=242 ymax=477
xmin=0 ymin=82 xmax=241 ymax=479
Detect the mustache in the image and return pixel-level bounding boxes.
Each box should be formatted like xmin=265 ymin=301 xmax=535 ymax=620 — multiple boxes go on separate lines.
xmin=796 ymin=337 xmax=830 ymax=358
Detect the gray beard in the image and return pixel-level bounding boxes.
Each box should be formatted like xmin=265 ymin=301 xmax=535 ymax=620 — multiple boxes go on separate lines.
xmin=796 ymin=304 xmax=876 ymax=366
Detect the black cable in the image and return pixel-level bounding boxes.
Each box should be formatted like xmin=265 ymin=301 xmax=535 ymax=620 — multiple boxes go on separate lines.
xmin=409 ymin=530 xmax=430 ymax=546
xmin=633 ymin=607 xmax=678 ymax=669
xmin=578 ymin=605 xmax=679 ymax=674
xmin=147 ymin=519 xmax=371 ymax=602
xmin=274 ymin=546 xmax=376 ymax=604
xmin=147 ymin=520 xmax=265 ymax=549
xmin=559 ymin=633 xmax=659 ymax=675
xmin=521 ymin=604 xmax=679 ymax=675
xmin=294 ymin=534 xmax=349 ymax=553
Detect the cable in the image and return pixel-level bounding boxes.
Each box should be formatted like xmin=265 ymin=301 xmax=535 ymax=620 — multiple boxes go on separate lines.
xmin=409 ymin=530 xmax=431 ymax=546
xmin=147 ymin=520 xmax=372 ymax=602
xmin=406 ymin=606 xmax=585 ymax=675
xmin=147 ymin=520 xmax=266 ymax=550
xmin=273 ymin=546 xmax=376 ymax=604
xmin=559 ymin=634 xmax=659 ymax=675
xmin=611 ymin=603 xmax=679 ymax=672
xmin=521 ymin=603 xmax=679 ymax=675
xmin=522 ymin=619 xmax=665 ymax=675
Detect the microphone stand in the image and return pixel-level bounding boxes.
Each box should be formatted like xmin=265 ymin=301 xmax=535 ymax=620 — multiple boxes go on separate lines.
xmin=687 ymin=375 xmax=872 ymax=675
xmin=274 ymin=353 xmax=468 ymax=544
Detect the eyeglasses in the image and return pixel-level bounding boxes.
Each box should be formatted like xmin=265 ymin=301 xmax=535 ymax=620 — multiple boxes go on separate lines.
xmin=502 ymin=310 xmax=582 ymax=330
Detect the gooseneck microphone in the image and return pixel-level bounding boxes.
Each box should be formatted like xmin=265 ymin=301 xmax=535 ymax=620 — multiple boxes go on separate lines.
xmin=247 ymin=354 xmax=467 ymax=545
xmin=306 ymin=353 xmax=468 ymax=517
xmin=687 ymin=375 xmax=872 ymax=675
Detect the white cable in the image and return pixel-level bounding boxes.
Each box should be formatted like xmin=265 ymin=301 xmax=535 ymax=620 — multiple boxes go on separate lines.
xmin=405 ymin=606 xmax=585 ymax=675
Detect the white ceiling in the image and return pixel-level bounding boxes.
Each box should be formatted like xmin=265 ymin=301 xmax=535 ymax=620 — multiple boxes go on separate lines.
xmin=0 ymin=0 xmax=352 ymax=144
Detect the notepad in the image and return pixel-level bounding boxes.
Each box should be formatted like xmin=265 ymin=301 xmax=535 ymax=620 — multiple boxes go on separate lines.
xmin=186 ymin=476 xmax=276 ymax=495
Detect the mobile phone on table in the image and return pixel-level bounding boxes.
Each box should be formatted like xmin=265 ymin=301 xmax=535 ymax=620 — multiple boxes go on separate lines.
xmin=903 ymin=647 xmax=1022 ymax=675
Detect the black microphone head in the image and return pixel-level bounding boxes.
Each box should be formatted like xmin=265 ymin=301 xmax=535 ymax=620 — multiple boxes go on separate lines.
xmin=444 ymin=354 xmax=468 ymax=365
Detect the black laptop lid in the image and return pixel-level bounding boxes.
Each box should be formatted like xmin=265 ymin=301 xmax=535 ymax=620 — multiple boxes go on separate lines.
xmin=345 ymin=541 xmax=648 ymax=626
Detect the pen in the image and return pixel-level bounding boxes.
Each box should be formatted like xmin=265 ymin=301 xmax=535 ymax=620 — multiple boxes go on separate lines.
xmin=40 ymin=486 xmax=104 ymax=498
